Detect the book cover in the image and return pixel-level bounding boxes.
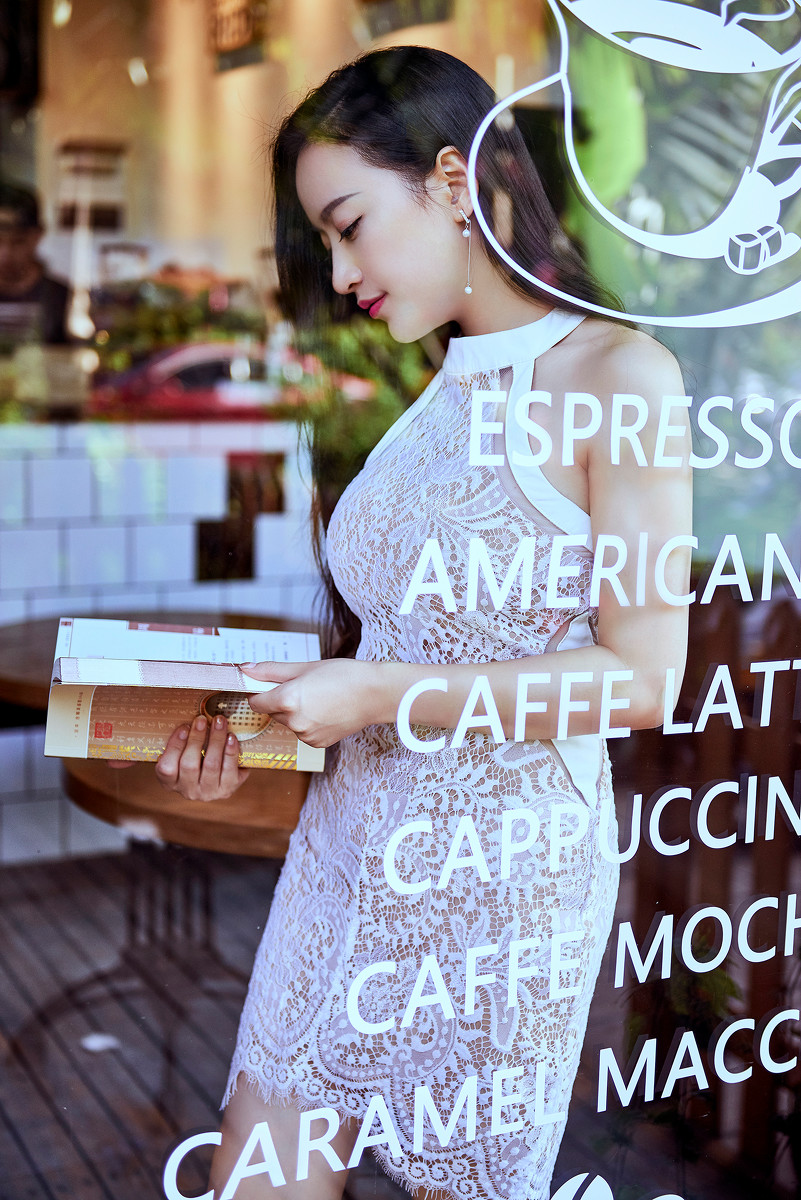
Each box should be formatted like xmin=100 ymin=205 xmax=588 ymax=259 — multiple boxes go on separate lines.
xmin=44 ymin=617 xmax=325 ymax=771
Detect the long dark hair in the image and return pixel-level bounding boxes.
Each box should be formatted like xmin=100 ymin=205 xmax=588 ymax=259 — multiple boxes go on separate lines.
xmin=271 ymin=46 xmax=617 ymax=655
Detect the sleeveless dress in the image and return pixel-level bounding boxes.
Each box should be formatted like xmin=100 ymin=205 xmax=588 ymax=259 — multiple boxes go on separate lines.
xmin=224 ymin=311 xmax=620 ymax=1200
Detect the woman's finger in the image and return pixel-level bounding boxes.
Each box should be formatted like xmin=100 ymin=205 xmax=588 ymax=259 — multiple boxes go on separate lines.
xmin=240 ymin=660 xmax=303 ymax=684
xmin=247 ymin=686 xmax=285 ymax=716
xmin=155 ymin=723 xmax=191 ymax=785
xmin=176 ymin=715 xmax=209 ymax=781
xmin=201 ymin=713 xmax=229 ymax=783
xmin=219 ymin=732 xmax=250 ymax=791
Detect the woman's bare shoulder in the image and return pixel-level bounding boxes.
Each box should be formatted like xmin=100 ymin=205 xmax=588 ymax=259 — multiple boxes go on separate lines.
xmin=565 ymin=318 xmax=684 ymax=395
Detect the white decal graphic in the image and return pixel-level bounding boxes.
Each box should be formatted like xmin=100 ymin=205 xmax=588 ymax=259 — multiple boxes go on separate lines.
xmin=551 ymin=1173 xmax=683 ymax=1200
xmin=468 ymin=0 xmax=801 ymax=326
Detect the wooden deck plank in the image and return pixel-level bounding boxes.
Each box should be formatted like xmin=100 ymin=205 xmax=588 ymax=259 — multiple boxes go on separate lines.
xmin=0 ymin=1012 xmax=117 ymax=1199
xmin=0 ymin=1095 xmax=60 ymax=1200
xmin=207 ymin=854 xmax=282 ymax=959
xmin=72 ymin=852 xmax=249 ymax=1025
xmin=64 ymin=855 xmax=246 ymax=1127
xmin=14 ymin=853 xmax=244 ymax=1078
xmin=0 ymin=857 xmax=232 ymax=1194
xmin=0 ymin=849 xmax=284 ymax=1200
xmin=0 ymin=915 xmax=173 ymax=1194
xmin=3 ymin=902 xmax=239 ymax=1200
xmin=0 ymin=863 xmax=229 ymax=1113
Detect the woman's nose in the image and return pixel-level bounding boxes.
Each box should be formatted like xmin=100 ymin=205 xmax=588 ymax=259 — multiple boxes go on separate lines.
xmin=330 ymin=246 xmax=362 ymax=295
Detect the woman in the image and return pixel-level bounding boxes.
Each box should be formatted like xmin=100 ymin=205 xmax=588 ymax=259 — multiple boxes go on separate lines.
xmin=157 ymin=47 xmax=691 ymax=1200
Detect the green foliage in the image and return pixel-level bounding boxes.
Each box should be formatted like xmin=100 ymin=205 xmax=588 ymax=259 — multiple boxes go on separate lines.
xmin=92 ymin=281 xmax=267 ymax=374
xmin=292 ymin=316 xmax=433 ymax=407
xmin=275 ymin=318 xmax=435 ymax=516
xmin=625 ymin=944 xmax=741 ymax=1063
xmin=665 ymin=951 xmax=742 ymax=1040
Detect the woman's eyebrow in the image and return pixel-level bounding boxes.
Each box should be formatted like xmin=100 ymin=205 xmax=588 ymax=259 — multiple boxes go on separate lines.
xmin=319 ymin=192 xmax=359 ymax=224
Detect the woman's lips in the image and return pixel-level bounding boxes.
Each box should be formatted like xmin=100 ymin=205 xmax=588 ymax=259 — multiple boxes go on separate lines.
xmin=359 ymin=295 xmax=386 ymax=318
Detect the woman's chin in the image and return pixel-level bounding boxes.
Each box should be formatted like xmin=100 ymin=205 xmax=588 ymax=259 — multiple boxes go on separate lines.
xmin=387 ymin=325 xmax=417 ymax=344
xmin=385 ymin=313 xmax=436 ymax=344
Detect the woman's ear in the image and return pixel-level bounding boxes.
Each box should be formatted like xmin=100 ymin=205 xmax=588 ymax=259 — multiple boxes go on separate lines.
xmin=432 ymin=146 xmax=474 ymax=220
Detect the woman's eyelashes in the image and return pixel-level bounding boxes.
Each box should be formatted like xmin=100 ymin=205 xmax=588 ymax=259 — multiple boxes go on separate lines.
xmin=338 ymin=216 xmax=362 ymax=241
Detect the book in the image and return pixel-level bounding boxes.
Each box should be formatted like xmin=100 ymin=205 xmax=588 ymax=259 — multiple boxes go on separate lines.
xmin=44 ymin=617 xmax=325 ymax=771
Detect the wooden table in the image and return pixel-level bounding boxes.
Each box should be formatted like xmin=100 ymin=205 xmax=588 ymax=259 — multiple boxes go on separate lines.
xmin=63 ymin=757 xmax=308 ymax=857
xmin=0 ymin=609 xmax=314 ymax=853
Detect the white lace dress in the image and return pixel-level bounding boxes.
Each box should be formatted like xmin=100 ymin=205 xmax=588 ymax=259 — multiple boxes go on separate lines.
xmin=224 ymin=311 xmax=620 ymax=1200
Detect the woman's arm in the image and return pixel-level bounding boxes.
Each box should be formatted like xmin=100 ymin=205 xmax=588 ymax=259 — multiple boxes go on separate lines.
xmin=248 ymin=330 xmax=692 ymax=747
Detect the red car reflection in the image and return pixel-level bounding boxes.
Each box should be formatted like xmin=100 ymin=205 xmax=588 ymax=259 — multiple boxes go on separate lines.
xmin=90 ymin=342 xmax=277 ymax=419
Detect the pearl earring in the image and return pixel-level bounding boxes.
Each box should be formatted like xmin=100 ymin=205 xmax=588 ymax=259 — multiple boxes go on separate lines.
xmin=458 ymin=208 xmax=473 ymax=295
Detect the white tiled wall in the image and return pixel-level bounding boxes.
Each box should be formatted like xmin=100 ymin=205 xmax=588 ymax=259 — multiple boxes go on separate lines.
xmin=1 ymin=458 xmax=25 ymax=521
xmin=66 ymin=524 xmax=129 ymax=587
xmin=0 ymin=419 xmax=319 ymax=864
xmin=0 ymin=419 xmax=318 ymax=622
xmin=0 ymin=726 xmax=129 ymax=863
xmin=1 ymin=526 xmax=63 ymax=589
xmin=166 ymin=455 xmax=227 ymax=518
xmin=132 ymin=522 xmax=196 ymax=584
xmin=97 ymin=456 xmax=166 ymax=519
xmin=29 ymin=456 xmax=94 ymax=520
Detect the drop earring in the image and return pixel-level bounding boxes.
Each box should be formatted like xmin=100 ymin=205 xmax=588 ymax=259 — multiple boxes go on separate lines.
xmin=459 ymin=208 xmax=473 ymax=295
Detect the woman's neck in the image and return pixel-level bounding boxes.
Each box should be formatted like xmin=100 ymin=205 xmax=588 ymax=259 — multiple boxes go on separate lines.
xmin=455 ymin=256 xmax=552 ymax=336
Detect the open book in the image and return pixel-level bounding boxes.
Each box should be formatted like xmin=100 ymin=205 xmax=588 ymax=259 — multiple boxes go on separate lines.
xmin=44 ymin=617 xmax=325 ymax=771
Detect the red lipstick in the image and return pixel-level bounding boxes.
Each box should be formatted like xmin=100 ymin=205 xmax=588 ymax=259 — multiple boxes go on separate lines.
xmin=358 ymin=295 xmax=386 ymax=318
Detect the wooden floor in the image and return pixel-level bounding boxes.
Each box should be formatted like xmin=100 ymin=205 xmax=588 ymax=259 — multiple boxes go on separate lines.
xmin=0 ymin=847 xmax=265 ymax=1198
xmin=0 ymin=845 xmax=415 ymax=1200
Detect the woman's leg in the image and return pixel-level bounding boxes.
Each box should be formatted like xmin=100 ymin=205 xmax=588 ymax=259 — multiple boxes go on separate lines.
xmin=209 ymin=1075 xmax=359 ymax=1200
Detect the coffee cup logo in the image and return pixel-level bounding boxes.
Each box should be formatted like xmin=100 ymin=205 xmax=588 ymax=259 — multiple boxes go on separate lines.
xmin=551 ymin=1173 xmax=683 ymax=1200
xmin=468 ymin=0 xmax=801 ymax=326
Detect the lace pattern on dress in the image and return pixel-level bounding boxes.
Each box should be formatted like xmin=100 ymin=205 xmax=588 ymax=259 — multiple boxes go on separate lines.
xmin=224 ymin=318 xmax=619 ymax=1200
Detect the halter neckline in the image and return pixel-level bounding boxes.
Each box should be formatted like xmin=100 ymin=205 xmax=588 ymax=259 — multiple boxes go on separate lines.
xmin=443 ymin=309 xmax=585 ymax=375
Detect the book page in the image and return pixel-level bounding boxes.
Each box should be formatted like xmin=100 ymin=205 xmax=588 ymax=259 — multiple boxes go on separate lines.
xmin=54 ymin=658 xmax=278 ymax=691
xmin=55 ymin=617 xmax=319 ymax=665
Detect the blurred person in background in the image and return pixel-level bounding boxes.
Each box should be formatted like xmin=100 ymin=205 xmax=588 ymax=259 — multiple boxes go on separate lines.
xmin=0 ymin=180 xmax=70 ymax=348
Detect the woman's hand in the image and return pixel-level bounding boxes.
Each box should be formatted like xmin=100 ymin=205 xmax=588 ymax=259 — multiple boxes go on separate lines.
xmin=154 ymin=714 xmax=250 ymax=801
xmin=242 ymin=658 xmax=392 ymax=747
